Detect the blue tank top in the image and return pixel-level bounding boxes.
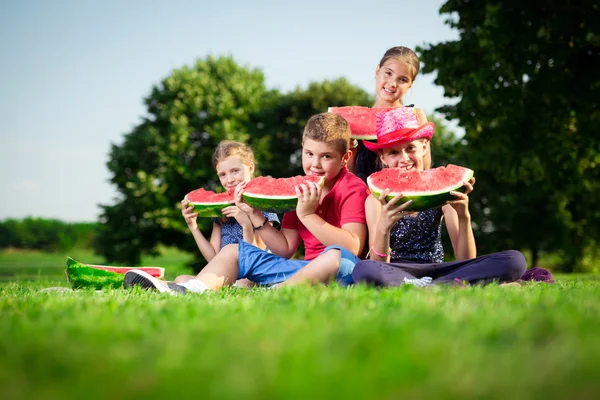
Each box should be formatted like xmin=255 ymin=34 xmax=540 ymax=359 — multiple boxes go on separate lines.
xmin=389 ymin=208 xmax=444 ymax=263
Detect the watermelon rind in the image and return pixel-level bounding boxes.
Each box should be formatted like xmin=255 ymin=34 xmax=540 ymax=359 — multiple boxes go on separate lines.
xmin=242 ymin=176 xmax=325 ymax=213
xmin=367 ymin=167 xmax=474 ymax=212
xmin=185 ymin=194 xmax=231 ymax=218
xmin=65 ymin=257 xmax=124 ymax=290
xmin=65 ymin=257 xmax=165 ymax=290
xmin=190 ymin=202 xmax=231 ymax=218
xmin=241 ymin=194 xmax=303 ymax=213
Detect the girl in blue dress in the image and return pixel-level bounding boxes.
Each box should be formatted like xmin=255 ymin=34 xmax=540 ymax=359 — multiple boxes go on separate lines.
xmin=179 ymin=140 xmax=278 ymax=285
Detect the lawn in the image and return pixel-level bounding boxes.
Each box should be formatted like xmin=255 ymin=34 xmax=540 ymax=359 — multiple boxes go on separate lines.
xmin=1 ymin=250 xmax=599 ymax=399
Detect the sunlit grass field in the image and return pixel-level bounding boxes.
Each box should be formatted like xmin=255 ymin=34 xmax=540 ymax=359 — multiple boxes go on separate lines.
xmin=1 ymin=249 xmax=599 ymax=399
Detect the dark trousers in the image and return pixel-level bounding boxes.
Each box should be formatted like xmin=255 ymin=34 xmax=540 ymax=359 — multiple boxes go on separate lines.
xmin=352 ymin=250 xmax=527 ymax=287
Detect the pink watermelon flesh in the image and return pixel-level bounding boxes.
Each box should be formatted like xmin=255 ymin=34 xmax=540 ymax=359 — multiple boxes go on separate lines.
xmin=87 ymin=265 xmax=165 ymax=278
xmin=185 ymin=188 xmax=234 ymax=217
xmin=367 ymin=164 xmax=474 ymax=211
xmin=242 ymin=175 xmax=324 ymax=212
xmin=328 ymin=106 xmax=396 ymax=140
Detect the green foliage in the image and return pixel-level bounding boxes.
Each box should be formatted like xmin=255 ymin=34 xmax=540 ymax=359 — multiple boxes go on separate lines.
xmin=250 ymin=78 xmax=373 ymax=178
xmin=0 ymin=218 xmax=96 ymax=252
xmin=97 ymin=56 xmax=272 ymax=267
xmin=419 ymin=0 xmax=600 ymax=271
xmin=97 ymin=56 xmax=372 ymax=268
xmin=1 ymin=282 xmax=600 ymax=398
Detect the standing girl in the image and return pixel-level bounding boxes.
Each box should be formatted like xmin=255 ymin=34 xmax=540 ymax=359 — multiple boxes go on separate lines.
xmin=349 ymin=46 xmax=432 ymax=182
xmin=352 ymin=108 xmax=526 ymax=286
xmin=179 ymin=140 xmax=279 ymax=283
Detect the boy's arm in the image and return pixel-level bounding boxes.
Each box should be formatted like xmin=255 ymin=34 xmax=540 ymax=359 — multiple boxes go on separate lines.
xmin=296 ymin=181 xmax=367 ymax=256
xmin=234 ymin=182 xmax=300 ymax=257
xmin=247 ymin=211 xmax=300 ymax=258
xmin=299 ymin=215 xmax=366 ymax=256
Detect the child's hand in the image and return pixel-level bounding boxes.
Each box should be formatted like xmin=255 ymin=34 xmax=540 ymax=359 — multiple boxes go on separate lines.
xmin=295 ymin=181 xmax=321 ymax=219
xmin=222 ymin=205 xmax=252 ymax=228
xmin=233 ymin=182 xmax=259 ymax=216
xmin=181 ymin=199 xmax=198 ymax=230
xmin=376 ymin=189 xmax=413 ymax=232
xmin=447 ymin=177 xmax=475 ymax=218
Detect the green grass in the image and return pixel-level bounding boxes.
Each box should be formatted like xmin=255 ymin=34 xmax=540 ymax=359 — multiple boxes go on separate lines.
xmin=1 ymin=250 xmax=599 ymax=399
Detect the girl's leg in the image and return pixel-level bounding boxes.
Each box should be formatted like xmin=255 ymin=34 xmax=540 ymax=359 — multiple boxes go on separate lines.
xmin=432 ymin=250 xmax=527 ymax=285
xmin=278 ymin=250 xmax=341 ymax=287
xmin=352 ymin=260 xmax=433 ymax=287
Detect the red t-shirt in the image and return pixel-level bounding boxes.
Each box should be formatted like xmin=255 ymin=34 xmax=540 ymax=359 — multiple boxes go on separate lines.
xmin=281 ymin=168 xmax=368 ymax=260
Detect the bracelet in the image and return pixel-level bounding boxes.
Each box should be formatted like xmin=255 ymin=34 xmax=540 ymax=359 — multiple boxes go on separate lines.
xmin=252 ymin=216 xmax=269 ymax=231
xmin=369 ymin=246 xmax=392 ymax=258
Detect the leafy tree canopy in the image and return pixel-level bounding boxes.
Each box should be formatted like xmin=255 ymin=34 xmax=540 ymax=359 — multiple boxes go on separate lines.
xmin=96 ymin=57 xmax=373 ymax=268
xmin=419 ymin=0 xmax=600 ymax=270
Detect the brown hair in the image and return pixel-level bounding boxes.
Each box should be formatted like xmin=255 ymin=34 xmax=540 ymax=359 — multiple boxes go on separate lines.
xmin=212 ymin=140 xmax=256 ymax=173
xmin=303 ymin=113 xmax=351 ymax=155
xmin=378 ymin=46 xmax=420 ymax=82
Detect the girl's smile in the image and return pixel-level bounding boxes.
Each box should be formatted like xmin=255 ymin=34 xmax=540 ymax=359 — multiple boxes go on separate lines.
xmin=375 ymin=59 xmax=414 ymax=107
xmin=216 ymin=156 xmax=254 ymax=189
xmin=379 ymin=140 xmax=428 ymax=172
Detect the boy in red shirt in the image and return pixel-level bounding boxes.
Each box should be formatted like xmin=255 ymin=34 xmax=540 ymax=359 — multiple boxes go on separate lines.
xmin=125 ymin=113 xmax=368 ymax=293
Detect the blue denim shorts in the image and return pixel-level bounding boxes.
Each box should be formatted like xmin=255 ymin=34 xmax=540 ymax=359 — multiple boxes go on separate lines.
xmin=237 ymin=242 xmax=360 ymax=286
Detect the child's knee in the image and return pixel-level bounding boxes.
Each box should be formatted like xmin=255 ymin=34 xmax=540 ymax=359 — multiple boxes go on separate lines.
xmin=323 ymin=249 xmax=341 ymax=274
xmin=352 ymin=261 xmax=378 ymax=284
xmin=502 ymin=250 xmax=528 ymax=281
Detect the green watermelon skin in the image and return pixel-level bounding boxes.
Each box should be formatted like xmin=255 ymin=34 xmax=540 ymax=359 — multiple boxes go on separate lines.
xmin=192 ymin=203 xmax=230 ymax=218
xmin=241 ymin=175 xmax=324 ymax=213
xmin=370 ymin=185 xmax=468 ymax=212
xmin=368 ymin=166 xmax=474 ymax=211
xmin=241 ymin=195 xmax=299 ymax=213
xmin=66 ymin=257 xmax=124 ymax=290
xmin=65 ymin=258 xmax=165 ymax=290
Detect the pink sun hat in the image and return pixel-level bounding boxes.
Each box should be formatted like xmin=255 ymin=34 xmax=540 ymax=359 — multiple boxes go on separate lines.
xmin=363 ymin=107 xmax=435 ymax=151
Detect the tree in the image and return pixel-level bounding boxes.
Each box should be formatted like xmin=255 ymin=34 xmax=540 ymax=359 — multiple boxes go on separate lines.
xmin=418 ymin=0 xmax=600 ymax=271
xmin=250 ymin=78 xmax=373 ymax=178
xmin=96 ymin=59 xmax=374 ymax=269
xmin=96 ymin=56 xmax=272 ymax=266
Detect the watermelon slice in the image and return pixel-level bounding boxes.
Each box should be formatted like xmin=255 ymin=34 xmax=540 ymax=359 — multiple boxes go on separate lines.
xmin=328 ymin=106 xmax=396 ymax=140
xmin=242 ymin=175 xmax=324 ymax=213
xmin=185 ymin=188 xmax=234 ymax=217
xmin=65 ymin=257 xmax=165 ymax=290
xmin=367 ymin=165 xmax=474 ymax=211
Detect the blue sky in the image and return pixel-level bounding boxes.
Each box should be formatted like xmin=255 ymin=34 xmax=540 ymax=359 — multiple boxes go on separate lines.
xmin=0 ymin=0 xmax=458 ymax=222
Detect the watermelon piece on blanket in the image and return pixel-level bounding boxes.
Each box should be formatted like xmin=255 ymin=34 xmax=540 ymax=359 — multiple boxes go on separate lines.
xmin=242 ymin=175 xmax=324 ymax=213
xmin=65 ymin=257 xmax=165 ymax=290
xmin=185 ymin=188 xmax=234 ymax=217
xmin=367 ymin=164 xmax=474 ymax=211
xmin=328 ymin=106 xmax=396 ymax=140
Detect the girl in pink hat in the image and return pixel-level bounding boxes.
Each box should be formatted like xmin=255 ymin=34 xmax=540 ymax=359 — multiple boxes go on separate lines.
xmin=349 ymin=46 xmax=432 ymax=182
xmin=352 ymin=108 xmax=527 ymax=287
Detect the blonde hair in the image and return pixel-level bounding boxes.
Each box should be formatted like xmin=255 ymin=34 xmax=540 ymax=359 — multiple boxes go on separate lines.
xmin=212 ymin=140 xmax=256 ymax=173
xmin=379 ymin=46 xmax=420 ymax=82
xmin=303 ymin=113 xmax=351 ymax=155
